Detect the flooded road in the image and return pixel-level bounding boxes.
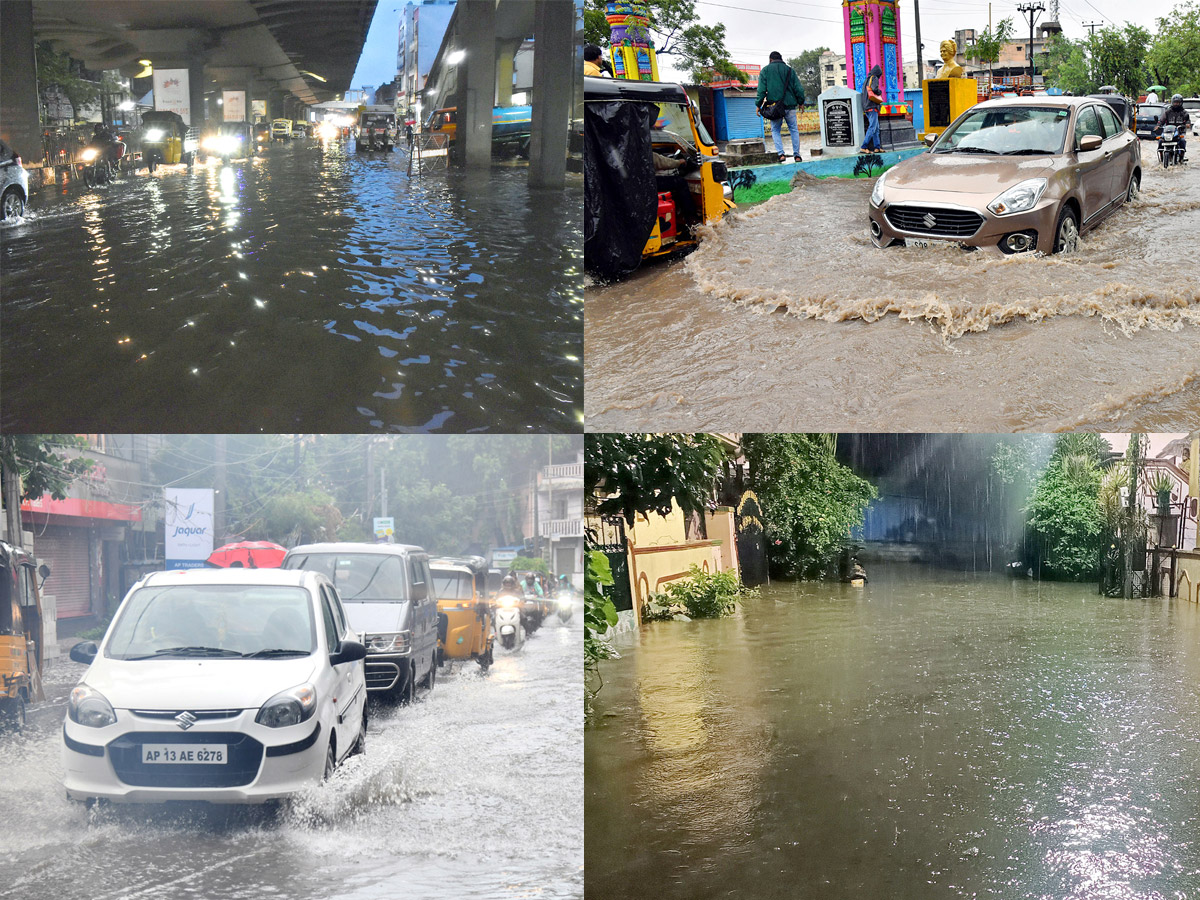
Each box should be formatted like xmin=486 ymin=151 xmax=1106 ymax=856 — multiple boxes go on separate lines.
xmin=1 ymin=605 xmax=582 ymax=900
xmin=1 ymin=140 xmax=582 ymax=432
xmin=586 ymin=158 xmax=1199 ymax=431
xmin=586 ymin=567 xmax=1200 ymax=899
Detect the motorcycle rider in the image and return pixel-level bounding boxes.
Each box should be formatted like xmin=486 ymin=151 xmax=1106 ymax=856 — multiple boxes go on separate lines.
xmin=500 ymin=574 xmax=520 ymax=594
xmin=1157 ymin=94 xmax=1191 ymax=159
xmin=90 ymin=122 xmax=120 ymax=171
xmin=523 ymin=572 xmax=543 ymax=598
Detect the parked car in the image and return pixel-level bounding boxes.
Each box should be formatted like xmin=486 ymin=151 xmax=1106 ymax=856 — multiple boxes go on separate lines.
xmin=1135 ymin=103 xmax=1165 ymax=139
xmin=869 ymin=96 xmax=1141 ymax=255
xmin=0 ymin=139 xmax=30 ymax=221
xmin=62 ymin=568 xmax=368 ymax=805
xmin=282 ymin=543 xmax=438 ymax=703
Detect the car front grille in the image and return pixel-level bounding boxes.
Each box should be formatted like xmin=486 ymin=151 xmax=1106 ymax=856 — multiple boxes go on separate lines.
xmin=885 ymin=205 xmax=985 ymax=238
xmin=365 ymin=661 xmax=401 ymax=691
xmin=108 ymin=732 xmax=264 ymax=788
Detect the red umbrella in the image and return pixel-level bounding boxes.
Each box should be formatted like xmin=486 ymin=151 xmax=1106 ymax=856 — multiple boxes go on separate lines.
xmin=207 ymin=541 xmax=287 ymax=569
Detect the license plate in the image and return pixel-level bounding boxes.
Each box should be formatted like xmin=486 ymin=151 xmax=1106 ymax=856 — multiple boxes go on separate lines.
xmin=905 ymin=237 xmax=961 ymax=249
xmin=141 ymin=744 xmax=227 ymax=764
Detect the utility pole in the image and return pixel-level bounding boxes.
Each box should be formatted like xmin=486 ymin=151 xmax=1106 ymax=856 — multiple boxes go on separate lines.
xmin=380 ymin=466 xmax=388 ymax=519
xmin=365 ymin=437 xmax=375 ymax=526
xmin=1016 ymin=2 xmax=1045 ymax=81
xmin=913 ymin=0 xmax=924 ymax=96
xmin=214 ymin=434 xmax=227 ymax=543
xmin=1125 ymin=435 xmax=1143 ymax=600
xmin=1082 ymin=22 xmax=1102 ymax=83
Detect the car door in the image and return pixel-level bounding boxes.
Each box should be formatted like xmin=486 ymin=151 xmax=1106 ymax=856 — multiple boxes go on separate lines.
xmin=407 ymin=556 xmax=435 ymax=674
xmin=1071 ymin=105 xmax=1110 ymax=227
xmin=1095 ymin=104 xmax=1133 ymax=206
xmin=319 ymin=585 xmax=361 ymax=757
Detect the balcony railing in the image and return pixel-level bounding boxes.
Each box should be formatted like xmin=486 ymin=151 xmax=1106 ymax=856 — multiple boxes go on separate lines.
xmin=542 ymin=463 xmax=583 ymax=481
xmin=540 ymin=518 xmax=584 ymax=538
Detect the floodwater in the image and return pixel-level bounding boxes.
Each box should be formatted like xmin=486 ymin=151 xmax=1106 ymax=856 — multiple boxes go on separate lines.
xmin=1 ymin=140 xmax=582 ymax=432
xmin=586 ymin=566 xmax=1200 ymax=899
xmin=0 ymin=606 xmax=582 ymax=900
xmin=585 ymin=158 xmax=1200 ymax=431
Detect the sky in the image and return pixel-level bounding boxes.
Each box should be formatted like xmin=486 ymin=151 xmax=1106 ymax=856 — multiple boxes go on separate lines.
xmin=1104 ymin=434 xmax=1189 ymax=457
xmin=351 ymin=2 xmax=405 ymax=94
xmin=657 ymin=0 xmax=1189 ymax=80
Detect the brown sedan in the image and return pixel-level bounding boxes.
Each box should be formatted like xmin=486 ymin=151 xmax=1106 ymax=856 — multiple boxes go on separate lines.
xmin=869 ymin=96 xmax=1141 ymax=254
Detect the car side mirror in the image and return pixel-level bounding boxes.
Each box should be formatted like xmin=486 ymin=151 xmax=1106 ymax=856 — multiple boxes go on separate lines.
xmin=70 ymin=641 xmax=98 ymax=664
xmin=923 ymin=133 xmax=937 ymax=146
xmin=330 ymin=639 xmax=367 ymax=666
xmin=1078 ymin=134 xmax=1102 ymax=152
xmin=38 ymin=563 xmax=50 ymax=587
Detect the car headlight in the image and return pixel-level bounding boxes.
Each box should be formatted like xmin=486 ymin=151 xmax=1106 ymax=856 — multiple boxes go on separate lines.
xmin=256 ymin=683 xmax=316 ymax=728
xmin=364 ymin=631 xmax=410 ymax=654
xmin=987 ymin=178 xmax=1048 ymax=216
xmin=68 ymin=684 xmax=116 ymax=728
xmin=144 ymin=129 xmax=164 ymax=141
xmin=870 ymin=169 xmax=889 ymax=207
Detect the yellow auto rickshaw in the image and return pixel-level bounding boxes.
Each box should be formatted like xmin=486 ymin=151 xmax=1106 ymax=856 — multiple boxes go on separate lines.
xmin=1 ymin=542 xmax=50 ymax=730
xmin=584 ymin=76 xmax=735 ymax=279
xmin=431 ymin=556 xmax=494 ymax=671
xmin=140 ymin=110 xmax=197 ymax=174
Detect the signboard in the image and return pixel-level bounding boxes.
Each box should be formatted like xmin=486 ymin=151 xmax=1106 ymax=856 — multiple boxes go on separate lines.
xmin=491 ymin=548 xmax=518 ymax=567
xmin=164 ymin=488 xmax=213 ymax=569
xmin=927 ymin=79 xmax=952 ymax=128
xmin=153 ymin=68 xmax=191 ymax=125
xmin=823 ymin=98 xmax=853 ymax=146
xmin=223 ymin=90 xmax=246 ymax=122
xmin=252 ymin=99 xmax=267 ymax=120
xmin=709 ymin=63 xmax=761 ymax=90
xmin=373 ymin=517 xmax=395 ymax=543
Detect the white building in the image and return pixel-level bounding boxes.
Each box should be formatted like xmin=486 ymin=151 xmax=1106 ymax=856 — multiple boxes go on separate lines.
xmin=819 ymin=51 xmax=847 ymax=90
xmin=533 ymin=453 xmax=584 ymax=587
xmin=397 ymin=0 xmax=457 ymax=116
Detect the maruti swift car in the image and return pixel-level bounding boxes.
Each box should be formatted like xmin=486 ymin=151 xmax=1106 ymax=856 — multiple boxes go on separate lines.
xmin=63 ymin=568 xmax=367 ymax=804
xmin=869 ymin=96 xmax=1141 ymax=255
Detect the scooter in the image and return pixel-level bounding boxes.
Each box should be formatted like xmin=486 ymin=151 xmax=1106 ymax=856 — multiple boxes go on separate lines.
xmin=493 ymin=592 xmax=525 ymax=651
xmin=1157 ymin=124 xmax=1187 ymax=167
xmin=79 ymin=138 xmax=125 ymax=188
xmin=556 ymin=593 xmax=574 ymax=624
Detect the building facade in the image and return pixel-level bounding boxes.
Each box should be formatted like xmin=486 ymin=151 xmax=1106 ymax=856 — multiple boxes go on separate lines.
xmin=534 ymin=454 xmax=584 ymax=587
xmin=397 ymin=0 xmax=457 ymax=117
xmin=819 ymin=51 xmax=847 ymax=90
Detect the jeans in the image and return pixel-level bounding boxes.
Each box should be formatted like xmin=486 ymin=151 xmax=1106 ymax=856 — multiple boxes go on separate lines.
xmin=770 ymin=107 xmax=800 ymax=158
xmin=862 ymin=108 xmax=881 ymax=151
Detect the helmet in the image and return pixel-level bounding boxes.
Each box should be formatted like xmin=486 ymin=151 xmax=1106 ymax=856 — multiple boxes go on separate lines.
xmin=501 ymin=574 xmax=518 ymax=589
xmin=1172 ymin=93 xmax=1183 ymax=103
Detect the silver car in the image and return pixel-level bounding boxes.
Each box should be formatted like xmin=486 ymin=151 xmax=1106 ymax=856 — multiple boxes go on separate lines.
xmin=0 ymin=140 xmax=29 ymax=221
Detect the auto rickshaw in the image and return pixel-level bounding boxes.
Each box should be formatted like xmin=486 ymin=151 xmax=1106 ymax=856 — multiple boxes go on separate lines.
xmin=271 ymin=118 xmax=293 ymax=141
xmin=1 ymin=542 xmax=50 ymax=730
xmin=431 ymin=556 xmax=494 ymax=670
xmin=356 ymin=108 xmax=395 ymax=152
xmin=140 ymin=110 xmax=197 ymax=174
xmin=425 ymin=105 xmax=532 ymax=156
xmin=201 ymin=120 xmax=253 ymax=162
xmin=584 ymin=76 xmax=735 ymax=279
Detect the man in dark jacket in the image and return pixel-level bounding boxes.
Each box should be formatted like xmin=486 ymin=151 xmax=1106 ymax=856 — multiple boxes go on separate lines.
xmin=860 ymin=64 xmax=883 ymax=153
xmin=756 ymin=51 xmax=806 ymax=162
xmin=1157 ymin=93 xmax=1191 ymax=158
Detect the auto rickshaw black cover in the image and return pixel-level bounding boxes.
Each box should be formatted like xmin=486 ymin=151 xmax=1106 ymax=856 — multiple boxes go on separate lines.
xmin=584 ymin=100 xmax=658 ymax=279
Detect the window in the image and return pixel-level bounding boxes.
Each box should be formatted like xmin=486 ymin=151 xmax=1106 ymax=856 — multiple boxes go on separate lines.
xmin=1096 ymin=104 xmax=1123 ymax=138
xmin=324 ymin=585 xmax=348 ymax=637
xmin=409 ymin=557 xmax=428 ymax=602
xmin=285 ymin=553 xmax=407 ymax=601
xmin=1074 ymin=106 xmax=1102 ymax=148
xmin=320 ymin=593 xmax=339 ymax=651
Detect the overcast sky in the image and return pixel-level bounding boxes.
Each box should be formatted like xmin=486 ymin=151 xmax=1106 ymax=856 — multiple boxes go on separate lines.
xmin=351 ymin=3 xmax=403 ymax=94
xmin=657 ymin=0 xmax=1188 ymax=80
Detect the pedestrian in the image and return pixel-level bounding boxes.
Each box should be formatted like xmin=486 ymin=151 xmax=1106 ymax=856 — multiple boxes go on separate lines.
xmin=756 ymin=51 xmax=805 ymax=163
xmin=1146 ymin=89 xmax=1159 ymax=103
xmin=585 ymin=45 xmax=612 ymax=78
xmin=860 ymin=64 xmax=884 ymax=154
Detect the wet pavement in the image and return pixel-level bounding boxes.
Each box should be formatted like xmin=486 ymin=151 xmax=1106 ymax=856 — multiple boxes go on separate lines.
xmin=586 ymin=155 xmax=1200 ymax=431
xmin=1 ymin=602 xmax=582 ymax=900
xmin=1 ymin=139 xmax=582 ymax=432
xmin=586 ymin=567 xmax=1200 ymax=899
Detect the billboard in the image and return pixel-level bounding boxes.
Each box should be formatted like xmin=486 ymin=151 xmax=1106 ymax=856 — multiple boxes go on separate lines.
xmin=153 ymin=68 xmax=191 ymax=125
xmin=223 ymin=90 xmax=246 ymax=122
xmin=374 ymin=517 xmax=395 ymax=543
xmin=164 ymin=488 xmax=214 ymax=569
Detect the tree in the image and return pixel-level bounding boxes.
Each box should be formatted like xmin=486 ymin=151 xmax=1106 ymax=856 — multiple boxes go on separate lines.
xmin=1147 ymin=2 xmax=1200 ymax=97
xmin=35 ymin=42 xmax=101 ymax=123
xmin=972 ymin=18 xmax=1015 ymax=84
xmin=1025 ymin=433 xmax=1112 ymax=581
xmin=788 ymin=48 xmax=829 ymax=107
xmin=1 ymin=435 xmax=93 ymax=549
xmin=1041 ymin=33 xmax=1095 ymax=95
xmin=584 ymin=0 xmax=739 ymax=82
xmin=740 ymin=433 xmax=877 ymax=578
xmin=1089 ymin=24 xmax=1152 ymax=96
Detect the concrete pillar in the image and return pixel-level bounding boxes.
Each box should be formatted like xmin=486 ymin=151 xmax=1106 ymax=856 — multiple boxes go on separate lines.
xmin=528 ymin=0 xmax=573 ymax=189
xmin=0 ymin=0 xmax=43 ymax=163
xmin=496 ymin=48 xmax=514 ymax=108
xmin=454 ymin=0 xmax=497 ymax=168
xmin=188 ymin=61 xmax=205 ymax=129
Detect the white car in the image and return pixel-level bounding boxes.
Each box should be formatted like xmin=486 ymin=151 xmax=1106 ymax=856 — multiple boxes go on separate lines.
xmin=0 ymin=139 xmax=29 ymax=221
xmin=63 ymin=568 xmax=368 ymax=805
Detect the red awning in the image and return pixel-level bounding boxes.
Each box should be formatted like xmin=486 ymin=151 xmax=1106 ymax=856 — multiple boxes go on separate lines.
xmin=21 ymin=495 xmax=142 ymax=522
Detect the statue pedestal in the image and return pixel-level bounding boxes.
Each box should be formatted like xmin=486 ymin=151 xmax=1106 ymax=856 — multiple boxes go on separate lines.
xmin=817 ymin=85 xmax=864 ymax=157
xmin=920 ymin=78 xmax=978 ymax=140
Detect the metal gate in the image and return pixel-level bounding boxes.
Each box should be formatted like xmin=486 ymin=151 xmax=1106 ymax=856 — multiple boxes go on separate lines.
xmin=590 ymin=517 xmax=633 ymax=612
xmin=32 ymin=525 xmax=92 ymax=617
xmin=736 ymin=490 xmax=768 ymax=587
xmin=725 ymin=96 xmax=764 ymax=140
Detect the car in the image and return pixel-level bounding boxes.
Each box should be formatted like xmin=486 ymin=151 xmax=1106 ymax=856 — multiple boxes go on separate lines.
xmin=201 ymin=121 xmax=253 ymax=161
xmin=62 ymin=568 xmax=368 ymax=805
xmin=869 ymin=96 xmax=1141 ymax=255
xmin=0 ymin=139 xmax=30 ymax=221
xmin=282 ymin=543 xmax=439 ymax=703
xmin=1135 ymin=103 xmax=1165 ymax=139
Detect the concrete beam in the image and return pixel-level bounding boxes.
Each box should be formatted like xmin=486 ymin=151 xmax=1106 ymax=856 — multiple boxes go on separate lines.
xmin=454 ymin=0 xmax=497 ymax=169
xmin=0 ymin=0 xmax=43 ymax=163
xmin=528 ymin=0 xmax=573 ymax=189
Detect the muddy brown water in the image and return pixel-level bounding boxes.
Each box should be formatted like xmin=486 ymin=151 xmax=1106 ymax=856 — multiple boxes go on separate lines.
xmin=585 ymin=159 xmax=1200 ymax=431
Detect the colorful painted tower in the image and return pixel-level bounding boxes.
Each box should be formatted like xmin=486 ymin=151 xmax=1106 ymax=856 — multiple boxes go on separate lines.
xmin=606 ymin=2 xmax=660 ymax=82
xmin=843 ymin=0 xmax=907 ymax=114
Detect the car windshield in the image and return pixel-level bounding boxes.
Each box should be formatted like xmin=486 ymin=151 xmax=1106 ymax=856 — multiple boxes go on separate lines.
xmin=936 ymin=106 xmax=1071 ymax=155
xmin=217 ymin=124 xmax=245 ymax=136
xmin=1139 ymin=105 xmax=1164 ymax=117
xmin=284 ymin=553 xmax=406 ymax=602
xmin=432 ymin=570 xmax=473 ymax=600
xmin=105 ymin=584 xmax=315 ymax=660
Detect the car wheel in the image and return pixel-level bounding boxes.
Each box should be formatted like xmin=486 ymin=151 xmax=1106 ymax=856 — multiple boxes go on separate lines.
xmin=400 ymin=664 xmax=416 ymax=705
xmin=349 ymin=706 xmax=367 ymax=756
xmin=1125 ymin=171 xmax=1140 ymax=203
xmin=0 ymin=696 xmax=26 ymax=731
xmin=82 ymin=167 xmax=94 ymax=189
xmin=2 ymin=187 xmax=25 ymax=220
xmin=422 ymin=653 xmax=436 ymax=692
xmin=323 ymin=737 xmax=336 ymax=781
xmin=1053 ymin=205 xmax=1080 ymax=254
xmin=477 ymin=644 xmax=493 ymax=672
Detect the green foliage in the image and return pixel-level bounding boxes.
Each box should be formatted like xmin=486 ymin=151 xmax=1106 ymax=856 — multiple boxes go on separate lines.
xmin=260 ymin=489 xmax=341 ymax=546
xmin=1091 ymin=24 xmax=1153 ymax=97
xmin=1041 ymin=33 xmax=1096 ymax=96
xmin=584 ymin=550 xmax=619 ymax=712
xmin=741 ymin=434 xmax=877 ymax=578
xmin=0 ymin=435 xmax=93 ymax=502
xmin=972 ymin=18 xmax=1016 ymax=76
xmin=585 ymin=433 xmax=727 ymax=526
xmin=1149 ymin=471 xmax=1174 ymax=494
xmin=692 ymin=60 xmax=749 ymax=85
xmin=788 ymin=48 xmax=829 ymax=105
xmin=35 ymin=42 xmax=101 ymax=122
xmin=584 ymin=0 xmax=738 ymax=79
xmin=1026 ymin=434 xmax=1111 ymax=581
xmin=508 ymin=555 xmax=549 ymax=574
xmin=661 ymin=564 xmax=752 ymax=618
xmin=1147 ymin=2 xmax=1200 ymax=96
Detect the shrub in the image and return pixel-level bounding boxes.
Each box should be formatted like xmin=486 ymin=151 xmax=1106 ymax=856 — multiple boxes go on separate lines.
xmin=662 ymin=565 xmax=754 ymax=619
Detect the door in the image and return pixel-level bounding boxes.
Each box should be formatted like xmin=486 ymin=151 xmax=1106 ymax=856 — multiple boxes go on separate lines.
xmin=1095 ymin=103 xmax=1133 ymax=205
xmin=408 ymin=556 xmax=436 ymax=678
xmin=1072 ymin=106 xmax=1111 ymax=225
xmin=320 ymin=586 xmax=361 ymax=758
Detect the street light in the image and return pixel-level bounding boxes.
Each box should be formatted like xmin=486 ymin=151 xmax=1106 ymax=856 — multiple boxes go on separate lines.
xmin=446 ymin=50 xmax=465 ymax=66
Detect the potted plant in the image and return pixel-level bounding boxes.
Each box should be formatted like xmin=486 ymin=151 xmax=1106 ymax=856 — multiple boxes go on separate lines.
xmin=1149 ymin=472 xmax=1173 ymax=514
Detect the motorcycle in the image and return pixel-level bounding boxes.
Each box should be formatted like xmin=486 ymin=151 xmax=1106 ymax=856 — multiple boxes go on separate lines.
xmin=1157 ymin=124 xmax=1187 ymax=168
xmin=493 ymin=592 xmax=525 ymax=651
xmin=521 ymin=587 xmax=544 ymax=636
xmin=78 ymin=138 xmax=124 ymax=188
xmin=556 ymin=593 xmax=574 ymax=624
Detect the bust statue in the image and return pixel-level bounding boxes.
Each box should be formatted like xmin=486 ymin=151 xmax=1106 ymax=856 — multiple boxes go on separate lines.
xmin=936 ymin=39 xmax=964 ymax=78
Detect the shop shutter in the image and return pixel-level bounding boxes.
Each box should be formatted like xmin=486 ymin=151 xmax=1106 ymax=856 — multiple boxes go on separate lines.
xmin=33 ymin=526 xmax=92 ymax=618
xmin=725 ymin=96 xmax=764 ymax=141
